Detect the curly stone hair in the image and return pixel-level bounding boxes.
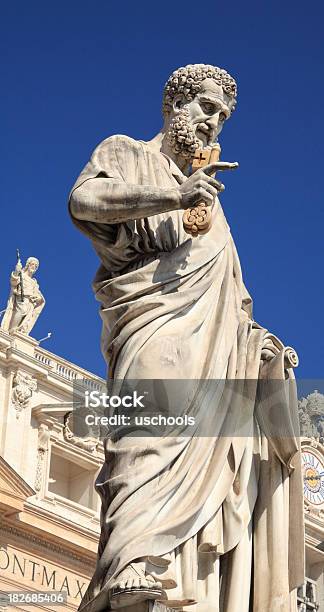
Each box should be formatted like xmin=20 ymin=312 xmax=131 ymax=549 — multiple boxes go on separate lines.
xmin=162 ymin=64 xmax=237 ymax=116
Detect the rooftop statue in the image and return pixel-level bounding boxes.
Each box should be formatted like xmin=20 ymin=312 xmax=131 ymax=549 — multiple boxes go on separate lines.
xmin=1 ymin=253 xmax=45 ymax=335
xmin=69 ymin=64 xmax=304 ymax=612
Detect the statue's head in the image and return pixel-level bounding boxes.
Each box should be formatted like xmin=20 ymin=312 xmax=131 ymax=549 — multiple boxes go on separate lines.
xmin=24 ymin=257 xmax=39 ymax=275
xmin=162 ymin=64 xmax=237 ymax=159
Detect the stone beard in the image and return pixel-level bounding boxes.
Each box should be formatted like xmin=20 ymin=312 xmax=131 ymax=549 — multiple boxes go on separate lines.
xmin=69 ymin=63 xmax=305 ymax=612
xmin=166 ymin=105 xmax=200 ymax=159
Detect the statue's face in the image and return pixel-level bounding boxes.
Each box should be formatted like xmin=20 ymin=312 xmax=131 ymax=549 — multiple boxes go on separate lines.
xmin=27 ymin=261 xmax=38 ymax=275
xmin=185 ymin=79 xmax=233 ymax=147
xmin=166 ymin=79 xmax=234 ymax=159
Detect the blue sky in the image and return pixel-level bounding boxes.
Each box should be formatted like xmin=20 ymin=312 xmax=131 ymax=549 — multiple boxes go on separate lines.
xmin=1 ymin=1 xmax=323 ymax=380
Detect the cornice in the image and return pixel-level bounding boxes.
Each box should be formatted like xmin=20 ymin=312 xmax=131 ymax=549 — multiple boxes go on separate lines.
xmin=0 ymin=330 xmax=105 ymax=392
xmin=0 ymin=346 xmax=48 ymax=377
xmin=0 ymin=523 xmax=95 ymax=567
xmin=23 ymin=499 xmax=100 ymax=537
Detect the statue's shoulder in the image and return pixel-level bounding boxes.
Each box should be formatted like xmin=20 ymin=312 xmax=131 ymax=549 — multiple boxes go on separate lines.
xmin=89 ymin=135 xmax=144 ymax=170
xmin=87 ymin=135 xmax=146 ymax=176
xmin=95 ymin=134 xmax=142 ymax=154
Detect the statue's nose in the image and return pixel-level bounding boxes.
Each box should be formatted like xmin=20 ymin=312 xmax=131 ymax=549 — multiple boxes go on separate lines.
xmin=206 ymin=114 xmax=220 ymax=132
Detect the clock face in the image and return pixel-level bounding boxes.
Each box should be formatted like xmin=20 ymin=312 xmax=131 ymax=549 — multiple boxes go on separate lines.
xmin=302 ymin=450 xmax=324 ymax=506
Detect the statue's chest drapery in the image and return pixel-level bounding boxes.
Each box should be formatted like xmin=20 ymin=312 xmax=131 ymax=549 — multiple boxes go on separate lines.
xmin=17 ymin=275 xmax=39 ymax=298
xmin=71 ymin=136 xmax=230 ymax=276
xmin=96 ymin=140 xmax=192 ymax=273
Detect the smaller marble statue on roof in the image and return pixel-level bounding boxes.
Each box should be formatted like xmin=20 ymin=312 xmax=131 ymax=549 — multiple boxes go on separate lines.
xmin=1 ymin=251 xmax=45 ymax=335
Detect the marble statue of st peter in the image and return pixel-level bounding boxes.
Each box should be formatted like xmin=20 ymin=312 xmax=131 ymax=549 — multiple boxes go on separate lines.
xmin=69 ymin=64 xmax=304 ymax=612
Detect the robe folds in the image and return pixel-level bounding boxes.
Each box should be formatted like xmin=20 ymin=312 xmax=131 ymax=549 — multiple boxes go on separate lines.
xmin=1 ymin=271 xmax=44 ymax=334
xmin=69 ymin=135 xmax=305 ymax=612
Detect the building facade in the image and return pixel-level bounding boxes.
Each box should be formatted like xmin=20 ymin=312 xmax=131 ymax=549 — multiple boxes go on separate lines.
xmin=298 ymin=391 xmax=324 ymax=611
xmin=0 ymin=329 xmax=323 ymax=610
xmin=0 ymin=330 xmax=104 ymax=611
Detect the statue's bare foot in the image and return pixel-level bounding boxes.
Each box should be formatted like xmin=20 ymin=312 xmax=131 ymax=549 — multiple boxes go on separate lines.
xmin=109 ymin=562 xmax=167 ymax=609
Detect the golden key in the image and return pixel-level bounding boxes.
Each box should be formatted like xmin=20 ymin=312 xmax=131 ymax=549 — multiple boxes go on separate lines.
xmin=182 ymin=144 xmax=221 ymax=237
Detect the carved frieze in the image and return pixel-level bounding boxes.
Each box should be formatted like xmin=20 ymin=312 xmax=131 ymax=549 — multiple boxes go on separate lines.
xmin=11 ymin=370 xmax=37 ymax=418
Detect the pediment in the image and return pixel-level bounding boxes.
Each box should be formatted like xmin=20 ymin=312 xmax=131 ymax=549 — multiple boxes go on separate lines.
xmin=0 ymin=456 xmax=35 ymax=514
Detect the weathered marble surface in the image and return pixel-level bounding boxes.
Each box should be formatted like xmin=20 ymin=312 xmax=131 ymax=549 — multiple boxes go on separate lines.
xmin=70 ymin=64 xmax=304 ymax=612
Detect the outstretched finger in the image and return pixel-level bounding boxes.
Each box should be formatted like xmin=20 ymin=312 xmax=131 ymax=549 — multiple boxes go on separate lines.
xmin=202 ymin=161 xmax=239 ymax=175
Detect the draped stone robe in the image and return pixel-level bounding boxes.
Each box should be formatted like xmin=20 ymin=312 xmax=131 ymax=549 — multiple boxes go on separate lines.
xmin=69 ymin=135 xmax=305 ymax=612
xmin=1 ymin=270 xmax=44 ymax=335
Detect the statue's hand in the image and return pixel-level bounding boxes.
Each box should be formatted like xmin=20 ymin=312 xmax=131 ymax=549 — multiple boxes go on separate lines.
xmin=178 ymin=161 xmax=238 ymax=210
xmin=32 ymin=295 xmax=42 ymax=306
